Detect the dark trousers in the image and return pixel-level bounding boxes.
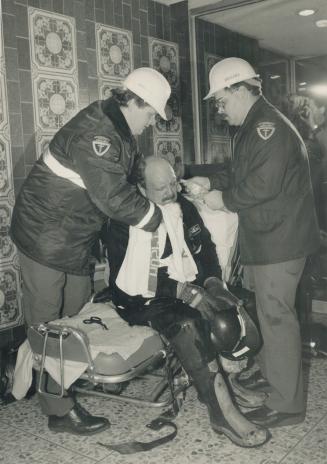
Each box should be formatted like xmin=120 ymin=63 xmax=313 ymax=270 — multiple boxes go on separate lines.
xmin=244 ymin=258 xmax=306 ymax=413
xmin=19 ymin=252 xmax=91 ymax=416
xmin=113 ymin=287 xmax=216 ymax=370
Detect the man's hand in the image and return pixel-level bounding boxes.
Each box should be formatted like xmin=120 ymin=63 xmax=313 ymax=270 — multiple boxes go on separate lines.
xmin=203 ymin=190 xmax=225 ymax=210
xmin=181 ymin=177 xmax=210 ymax=199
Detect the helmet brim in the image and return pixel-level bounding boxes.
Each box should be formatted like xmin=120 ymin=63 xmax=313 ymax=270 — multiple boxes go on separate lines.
xmin=204 ymin=76 xmax=261 ymax=100
xmin=238 ymin=305 xmax=262 ymax=353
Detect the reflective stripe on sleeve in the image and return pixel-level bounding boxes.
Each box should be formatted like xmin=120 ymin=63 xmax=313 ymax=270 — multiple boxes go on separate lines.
xmin=134 ymin=201 xmax=156 ymax=229
xmin=43 ymin=149 xmax=87 ymax=189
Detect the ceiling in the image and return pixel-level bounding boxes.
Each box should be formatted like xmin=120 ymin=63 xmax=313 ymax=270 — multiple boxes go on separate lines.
xmin=200 ymin=0 xmax=327 ymax=58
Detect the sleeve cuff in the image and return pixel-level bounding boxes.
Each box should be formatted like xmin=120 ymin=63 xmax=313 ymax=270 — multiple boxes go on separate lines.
xmin=222 ymin=190 xmax=238 ymax=212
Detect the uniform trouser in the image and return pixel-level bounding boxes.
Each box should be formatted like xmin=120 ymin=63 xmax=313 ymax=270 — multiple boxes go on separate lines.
xmin=113 ymin=288 xmax=216 ymax=372
xmin=18 ymin=252 xmax=91 ymax=416
xmin=244 ymin=257 xmax=306 ymax=413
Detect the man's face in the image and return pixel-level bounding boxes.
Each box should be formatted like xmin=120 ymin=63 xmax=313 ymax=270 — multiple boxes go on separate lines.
xmin=214 ymin=87 xmax=248 ymax=126
xmin=130 ymin=104 xmax=157 ymax=135
xmin=145 ymin=165 xmax=178 ymax=206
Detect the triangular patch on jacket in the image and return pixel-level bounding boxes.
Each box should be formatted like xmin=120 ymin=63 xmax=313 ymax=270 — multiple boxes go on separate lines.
xmin=92 ymin=136 xmax=111 ymax=156
xmin=256 ymin=122 xmax=275 ymax=140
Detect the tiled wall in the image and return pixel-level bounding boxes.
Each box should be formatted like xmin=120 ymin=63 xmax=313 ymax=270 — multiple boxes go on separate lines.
xmin=0 ymin=0 xmax=192 ymax=341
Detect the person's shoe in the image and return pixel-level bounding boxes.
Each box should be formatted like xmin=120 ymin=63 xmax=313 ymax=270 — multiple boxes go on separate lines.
xmin=48 ymin=403 xmax=110 ymax=435
xmin=238 ymin=370 xmax=270 ymax=390
xmin=228 ymin=373 xmax=267 ymax=409
xmin=91 ymin=286 xmax=112 ymax=303
xmin=244 ymin=405 xmax=305 ymax=428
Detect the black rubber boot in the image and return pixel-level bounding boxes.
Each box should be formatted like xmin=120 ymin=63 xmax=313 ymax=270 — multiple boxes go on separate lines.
xmin=167 ymin=319 xmax=270 ymax=448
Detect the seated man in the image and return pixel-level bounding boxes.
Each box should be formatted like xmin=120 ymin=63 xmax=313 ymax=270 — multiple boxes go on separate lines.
xmin=100 ymin=156 xmax=270 ymax=448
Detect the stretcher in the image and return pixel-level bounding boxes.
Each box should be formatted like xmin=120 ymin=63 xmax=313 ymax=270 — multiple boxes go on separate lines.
xmin=27 ymin=301 xmax=189 ymax=411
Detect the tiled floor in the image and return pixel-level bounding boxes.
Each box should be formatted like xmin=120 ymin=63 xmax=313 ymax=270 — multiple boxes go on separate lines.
xmin=0 ymin=352 xmax=327 ymax=464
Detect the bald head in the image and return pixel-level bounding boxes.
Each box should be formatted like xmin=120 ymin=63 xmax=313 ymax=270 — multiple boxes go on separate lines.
xmin=143 ymin=156 xmax=178 ymax=205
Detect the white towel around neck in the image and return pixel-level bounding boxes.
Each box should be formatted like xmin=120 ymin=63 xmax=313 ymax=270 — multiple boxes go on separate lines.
xmin=116 ymin=202 xmax=198 ymax=297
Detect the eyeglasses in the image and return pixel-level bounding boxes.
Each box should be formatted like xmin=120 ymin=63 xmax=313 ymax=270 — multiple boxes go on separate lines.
xmin=214 ymin=98 xmax=225 ymax=112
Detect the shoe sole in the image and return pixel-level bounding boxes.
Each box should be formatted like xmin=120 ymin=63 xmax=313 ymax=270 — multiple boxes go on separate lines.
xmin=251 ymin=414 xmax=305 ymax=428
xmin=211 ymin=422 xmax=271 ymax=448
xmin=48 ymin=422 xmax=110 ymax=436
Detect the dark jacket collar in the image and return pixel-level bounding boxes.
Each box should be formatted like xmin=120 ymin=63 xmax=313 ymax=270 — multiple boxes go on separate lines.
xmin=240 ymin=96 xmax=276 ymax=132
xmin=102 ymin=97 xmax=135 ymax=143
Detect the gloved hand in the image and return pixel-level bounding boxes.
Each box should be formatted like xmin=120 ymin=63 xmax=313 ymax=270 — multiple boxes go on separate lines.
xmin=180 ymin=177 xmax=210 ymax=200
xmin=176 ymin=281 xmax=224 ymax=322
xmin=204 ymin=276 xmax=241 ymax=310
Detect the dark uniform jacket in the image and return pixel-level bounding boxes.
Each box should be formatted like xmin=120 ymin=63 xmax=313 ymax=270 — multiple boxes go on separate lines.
xmin=10 ymin=98 xmax=161 ymax=275
xmin=103 ymin=193 xmax=222 ymax=297
xmin=210 ymin=96 xmax=320 ymax=265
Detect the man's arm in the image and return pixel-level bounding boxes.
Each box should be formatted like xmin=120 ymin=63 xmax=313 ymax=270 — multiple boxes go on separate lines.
xmin=68 ymin=132 xmax=162 ymax=232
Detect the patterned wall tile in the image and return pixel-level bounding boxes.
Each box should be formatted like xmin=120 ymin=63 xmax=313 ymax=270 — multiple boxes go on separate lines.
xmin=33 ymin=74 xmax=79 ymax=133
xmin=28 ymin=8 xmax=77 ymax=75
xmin=0 ymin=199 xmax=15 ymax=264
xmin=98 ymin=79 xmax=121 ymax=99
xmin=154 ymin=137 xmax=183 ymax=167
xmin=149 ymin=37 xmax=179 ymax=89
xmin=0 ymin=136 xmax=13 ymax=198
xmin=96 ymin=24 xmax=133 ymax=80
xmin=154 ymin=90 xmax=181 ymax=136
xmin=35 ymin=133 xmax=52 ymax=159
xmin=0 ymin=264 xmax=23 ymax=330
xmin=149 ymin=38 xmax=182 ymax=139
xmin=0 ymin=7 xmax=22 ymax=332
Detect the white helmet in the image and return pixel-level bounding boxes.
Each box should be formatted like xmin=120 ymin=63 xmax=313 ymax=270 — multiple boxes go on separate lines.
xmin=204 ymin=57 xmax=260 ymax=100
xmin=123 ymin=67 xmax=171 ymax=120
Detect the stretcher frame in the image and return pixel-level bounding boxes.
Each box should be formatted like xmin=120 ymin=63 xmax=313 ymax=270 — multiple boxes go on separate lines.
xmin=28 ymin=322 xmax=190 ymax=411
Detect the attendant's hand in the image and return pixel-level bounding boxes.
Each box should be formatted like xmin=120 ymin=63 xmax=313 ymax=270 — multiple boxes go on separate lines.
xmin=180 ymin=177 xmax=210 ymax=199
xmin=203 ymin=189 xmax=225 ymax=210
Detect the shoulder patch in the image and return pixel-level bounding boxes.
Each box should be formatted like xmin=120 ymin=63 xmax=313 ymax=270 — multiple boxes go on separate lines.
xmin=256 ymin=122 xmax=275 ymax=140
xmin=92 ymin=136 xmax=111 ymax=157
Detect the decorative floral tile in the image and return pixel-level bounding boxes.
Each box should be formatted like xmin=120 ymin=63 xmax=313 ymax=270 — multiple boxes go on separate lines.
xmin=0 ymin=136 xmax=13 ymax=197
xmin=0 ymin=200 xmax=15 ymax=263
xmin=98 ymin=79 xmax=122 ymax=100
xmin=35 ymin=133 xmax=53 ymax=159
xmin=33 ymin=75 xmax=79 ymax=132
xmin=28 ymin=8 xmax=77 ymax=75
xmin=0 ymin=264 xmax=23 ymax=330
xmin=154 ymin=138 xmax=183 ymax=167
xmin=96 ymin=24 xmax=133 ymax=80
xmin=149 ymin=38 xmax=179 ymax=90
xmin=154 ymin=91 xmax=181 ymax=136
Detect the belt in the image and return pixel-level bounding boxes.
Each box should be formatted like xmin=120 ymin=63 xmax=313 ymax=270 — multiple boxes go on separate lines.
xmin=43 ymin=149 xmax=86 ymax=189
